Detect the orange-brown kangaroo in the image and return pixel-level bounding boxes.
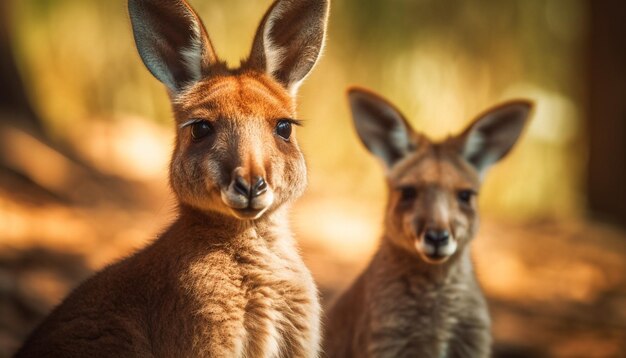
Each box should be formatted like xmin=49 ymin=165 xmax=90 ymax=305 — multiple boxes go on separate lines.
xmin=16 ymin=0 xmax=329 ymax=357
xmin=323 ymin=88 xmax=532 ymax=358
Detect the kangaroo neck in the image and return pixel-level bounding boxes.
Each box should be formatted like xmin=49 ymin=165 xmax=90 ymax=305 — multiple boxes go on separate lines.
xmin=172 ymin=204 xmax=290 ymax=245
xmin=377 ymin=238 xmax=472 ymax=285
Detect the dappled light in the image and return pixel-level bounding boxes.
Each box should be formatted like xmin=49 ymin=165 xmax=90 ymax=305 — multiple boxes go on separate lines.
xmin=1 ymin=0 xmax=625 ymax=357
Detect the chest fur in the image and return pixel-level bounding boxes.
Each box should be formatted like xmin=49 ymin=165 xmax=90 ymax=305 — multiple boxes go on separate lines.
xmin=364 ymin=270 xmax=486 ymax=357
xmin=181 ymin=241 xmax=319 ymax=357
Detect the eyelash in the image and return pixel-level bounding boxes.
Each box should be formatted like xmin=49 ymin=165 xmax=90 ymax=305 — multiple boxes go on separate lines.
xmin=279 ymin=118 xmax=304 ymax=127
xmin=180 ymin=119 xmax=206 ymax=129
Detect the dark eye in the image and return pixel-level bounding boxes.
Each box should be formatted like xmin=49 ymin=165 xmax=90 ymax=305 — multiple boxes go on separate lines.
xmin=398 ymin=186 xmax=418 ymax=203
xmin=276 ymin=120 xmax=292 ymax=140
xmin=191 ymin=121 xmax=212 ymax=140
xmin=457 ymin=190 xmax=475 ymax=205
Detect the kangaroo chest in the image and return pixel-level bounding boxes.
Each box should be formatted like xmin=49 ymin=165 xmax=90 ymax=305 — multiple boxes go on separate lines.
xmin=365 ymin=272 xmax=487 ymax=357
xmin=180 ymin=241 xmax=318 ymax=358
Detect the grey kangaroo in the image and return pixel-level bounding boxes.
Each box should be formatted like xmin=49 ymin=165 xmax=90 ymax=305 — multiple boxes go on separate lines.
xmin=324 ymin=87 xmax=532 ymax=358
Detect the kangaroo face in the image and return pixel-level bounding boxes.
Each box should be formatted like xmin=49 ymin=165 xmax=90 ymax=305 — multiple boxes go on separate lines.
xmin=348 ymin=88 xmax=532 ymax=265
xmin=386 ymin=143 xmax=480 ymax=263
xmin=170 ymin=75 xmax=306 ymax=219
xmin=129 ymin=0 xmax=329 ymax=220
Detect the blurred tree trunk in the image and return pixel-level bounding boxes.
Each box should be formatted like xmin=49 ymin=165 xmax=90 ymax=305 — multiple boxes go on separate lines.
xmin=587 ymin=1 xmax=626 ymax=226
xmin=0 ymin=0 xmax=44 ymax=135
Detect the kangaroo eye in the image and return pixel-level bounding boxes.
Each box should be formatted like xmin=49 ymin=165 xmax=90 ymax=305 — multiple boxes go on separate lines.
xmin=398 ymin=186 xmax=418 ymax=203
xmin=276 ymin=120 xmax=293 ymax=140
xmin=191 ymin=121 xmax=212 ymax=140
xmin=457 ymin=190 xmax=476 ymax=205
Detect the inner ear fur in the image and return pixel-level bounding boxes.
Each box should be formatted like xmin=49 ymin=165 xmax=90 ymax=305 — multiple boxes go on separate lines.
xmin=347 ymin=87 xmax=418 ymax=170
xmin=246 ymin=0 xmax=330 ymax=94
xmin=455 ymin=100 xmax=533 ymax=174
xmin=128 ymin=0 xmax=219 ymax=92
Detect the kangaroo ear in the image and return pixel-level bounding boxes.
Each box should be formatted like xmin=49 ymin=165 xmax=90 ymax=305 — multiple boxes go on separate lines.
xmin=128 ymin=0 xmax=218 ymax=93
xmin=348 ymin=88 xmax=417 ymax=170
xmin=248 ymin=0 xmax=329 ymax=95
xmin=459 ymin=100 xmax=533 ymax=175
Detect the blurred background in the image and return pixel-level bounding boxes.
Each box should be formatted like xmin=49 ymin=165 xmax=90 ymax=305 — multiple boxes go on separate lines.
xmin=1 ymin=0 xmax=625 ymax=356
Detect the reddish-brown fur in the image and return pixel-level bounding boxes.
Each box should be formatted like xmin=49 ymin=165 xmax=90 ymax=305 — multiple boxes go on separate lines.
xmin=323 ymin=88 xmax=532 ymax=357
xmin=16 ymin=0 xmax=329 ymax=357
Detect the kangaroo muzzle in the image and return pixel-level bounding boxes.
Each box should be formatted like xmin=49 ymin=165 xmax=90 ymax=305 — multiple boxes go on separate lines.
xmin=221 ymin=167 xmax=274 ymax=220
xmin=416 ymin=227 xmax=457 ymax=264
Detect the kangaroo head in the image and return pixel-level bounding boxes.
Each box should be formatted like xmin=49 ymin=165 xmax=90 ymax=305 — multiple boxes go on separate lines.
xmin=348 ymin=88 xmax=532 ymax=264
xmin=129 ymin=0 xmax=329 ymax=220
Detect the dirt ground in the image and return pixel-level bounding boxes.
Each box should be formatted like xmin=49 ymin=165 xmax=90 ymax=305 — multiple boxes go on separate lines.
xmin=1 ymin=129 xmax=625 ymax=357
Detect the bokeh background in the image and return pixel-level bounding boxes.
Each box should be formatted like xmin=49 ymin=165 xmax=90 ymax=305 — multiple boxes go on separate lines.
xmin=1 ymin=0 xmax=625 ymax=356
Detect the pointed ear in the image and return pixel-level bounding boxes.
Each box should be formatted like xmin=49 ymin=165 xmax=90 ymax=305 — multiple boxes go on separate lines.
xmin=248 ymin=0 xmax=329 ymax=95
xmin=348 ymin=88 xmax=417 ymax=170
xmin=458 ymin=100 xmax=533 ymax=175
xmin=128 ymin=0 xmax=218 ymax=92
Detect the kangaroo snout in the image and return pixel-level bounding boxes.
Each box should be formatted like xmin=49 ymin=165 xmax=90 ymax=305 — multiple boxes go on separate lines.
xmin=417 ymin=227 xmax=457 ymax=264
xmin=222 ymin=168 xmax=274 ymax=219
xmin=424 ymin=228 xmax=450 ymax=246
xmin=233 ymin=176 xmax=268 ymax=199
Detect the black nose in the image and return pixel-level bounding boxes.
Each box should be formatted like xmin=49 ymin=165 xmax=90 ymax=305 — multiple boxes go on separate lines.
xmin=251 ymin=177 xmax=267 ymax=198
xmin=424 ymin=229 xmax=450 ymax=246
xmin=233 ymin=176 xmax=251 ymax=197
xmin=234 ymin=176 xmax=267 ymax=198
